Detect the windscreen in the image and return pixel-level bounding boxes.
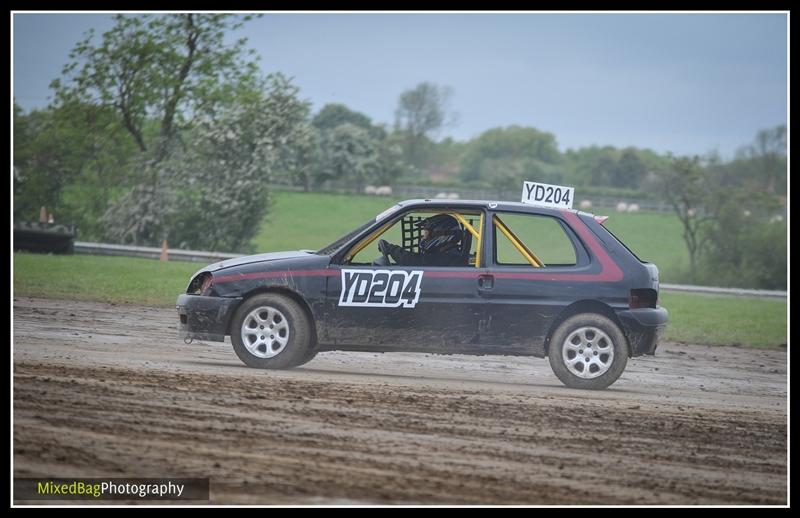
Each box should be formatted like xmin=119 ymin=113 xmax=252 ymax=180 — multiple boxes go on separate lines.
xmin=316 ymin=203 xmax=402 ymax=256
xmin=316 ymin=219 xmax=375 ymax=256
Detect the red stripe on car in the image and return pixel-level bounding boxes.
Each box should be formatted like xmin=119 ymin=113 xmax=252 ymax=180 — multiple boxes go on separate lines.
xmin=212 ymin=269 xmax=336 ymax=285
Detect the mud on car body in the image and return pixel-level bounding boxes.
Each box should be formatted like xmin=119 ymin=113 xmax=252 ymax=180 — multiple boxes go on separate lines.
xmin=177 ymin=198 xmax=668 ymax=389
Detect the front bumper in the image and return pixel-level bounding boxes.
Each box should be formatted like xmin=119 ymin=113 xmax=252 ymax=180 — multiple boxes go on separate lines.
xmin=176 ymin=294 xmax=243 ymax=342
xmin=617 ymin=306 xmax=669 ymax=356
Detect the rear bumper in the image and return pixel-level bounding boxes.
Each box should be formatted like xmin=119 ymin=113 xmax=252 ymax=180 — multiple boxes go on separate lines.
xmin=176 ymin=294 xmax=242 ymax=342
xmin=617 ymin=306 xmax=668 ymax=356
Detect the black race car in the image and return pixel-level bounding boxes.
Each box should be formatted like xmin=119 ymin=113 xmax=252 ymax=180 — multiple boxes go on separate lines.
xmin=177 ymin=199 xmax=667 ymax=389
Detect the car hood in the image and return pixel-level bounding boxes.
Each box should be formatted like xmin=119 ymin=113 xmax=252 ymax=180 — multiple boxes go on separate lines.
xmin=200 ymin=250 xmax=318 ymax=273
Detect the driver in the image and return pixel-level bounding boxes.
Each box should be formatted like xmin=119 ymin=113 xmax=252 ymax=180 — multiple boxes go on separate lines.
xmin=377 ymin=214 xmax=466 ymax=267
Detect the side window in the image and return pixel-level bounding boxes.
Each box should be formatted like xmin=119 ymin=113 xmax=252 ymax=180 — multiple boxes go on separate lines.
xmin=349 ymin=218 xmax=403 ymax=264
xmin=348 ymin=211 xmax=482 ymax=267
xmin=494 ymin=213 xmax=577 ymax=267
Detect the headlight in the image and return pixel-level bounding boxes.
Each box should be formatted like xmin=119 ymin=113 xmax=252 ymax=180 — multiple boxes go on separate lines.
xmin=187 ymin=272 xmax=213 ymax=295
xmin=201 ymin=274 xmax=213 ymax=295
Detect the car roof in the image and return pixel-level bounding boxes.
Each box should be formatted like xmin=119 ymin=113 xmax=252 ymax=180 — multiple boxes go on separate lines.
xmin=395 ymin=198 xmax=587 ymax=218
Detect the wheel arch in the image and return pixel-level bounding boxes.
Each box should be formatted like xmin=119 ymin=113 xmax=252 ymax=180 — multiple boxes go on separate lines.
xmin=544 ymin=300 xmax=629 ymax=357
xmin=225 ymin=286 xmax=319 ymax=347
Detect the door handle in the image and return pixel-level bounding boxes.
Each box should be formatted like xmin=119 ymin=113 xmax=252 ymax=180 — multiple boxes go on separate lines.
xmin=478 ymin=274 xmax=494 ymax=290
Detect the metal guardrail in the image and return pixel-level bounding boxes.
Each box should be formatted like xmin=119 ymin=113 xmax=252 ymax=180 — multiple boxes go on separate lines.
xmin=73 ymin=241 xmax=787 ymax=299
xmin=74 ymin=241 xmax=242 ymax=263
xmin=660 ymin=283 xmax=786 ymax=299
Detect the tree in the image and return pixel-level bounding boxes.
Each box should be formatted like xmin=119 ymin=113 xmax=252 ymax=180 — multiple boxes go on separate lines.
xmin=277 ymin=122 xmax=319 ymax=192
xmin=654 ymin=155 xmax=715 ymax=279
xmin=51 ymin=13 xmax=264 ymax=246
xmin=612 ymin=149 xmax=648 ymax=189
xmin=13 ymin=100 xmax=136 ymax=235
xmin=563 ymin=146 xmax=618 ymax=187
xmin=460 ymin=126 xmax=561 ymax=185
xmin=654 ymin=144 xmax=787 ymax=289
xmin=394 ymin=82 xmax=457 ymax=169
xmin=312 ymin=103 xmax=373 ymax=133
xmin=311 ymin=111 xmax=406 ymax=190
xmin=695 ymin=187 xmax=786 ymax=289
xmin=258 ymin=77 xmax=317 ymax=193
xmin=52 ymin=14 xmax=260 ymax=168
xmin=315 ymin=123 xmax=381 ymax=193
xmin=103 ymin=73 xmax=312 ymax=252
xmin=373 ymin=130 xmax=407 ymax=186
xmin=691 ymin=153 xmax=786 ymax=289
xmin=734 ymin=125 xmax=787 ymax=196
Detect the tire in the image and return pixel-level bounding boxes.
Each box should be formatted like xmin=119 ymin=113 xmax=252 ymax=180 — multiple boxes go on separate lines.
xmin=292 ymin=348 xmax=319 ymax=368
xmin=547 ymin=313 xmax=629 ymax=390
xmin=230 ymin=293 xmax=313 ymax=369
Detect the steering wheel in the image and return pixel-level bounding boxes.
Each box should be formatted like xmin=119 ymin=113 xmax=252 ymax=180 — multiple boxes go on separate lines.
xmin=379 ymin=240 xmax=391 ymax=265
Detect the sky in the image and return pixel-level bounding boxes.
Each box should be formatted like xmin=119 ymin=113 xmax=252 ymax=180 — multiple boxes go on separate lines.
xmin=12 ymin=12 xmax=788 ymax=159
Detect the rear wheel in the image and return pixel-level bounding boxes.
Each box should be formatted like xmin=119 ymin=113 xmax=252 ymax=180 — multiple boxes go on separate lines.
xmin=231 ymin=293 xmax=313 ymax=369
xmin=547 ymin=313 xmax=629 ymax=390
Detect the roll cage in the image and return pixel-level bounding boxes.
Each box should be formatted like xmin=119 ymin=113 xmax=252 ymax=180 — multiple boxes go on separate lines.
xmin=334 ymin=204 xmax=545 ymax=268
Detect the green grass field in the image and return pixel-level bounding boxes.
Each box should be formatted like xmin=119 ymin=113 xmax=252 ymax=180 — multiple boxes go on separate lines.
xmin=13 ymin=252 xmax=786 ymax=348
xmin=255 ymin=191 xmax=690 ymax=282
xmin=659 ymin=292 xmax=786 ymax=348
xmin=254 ymin=191 xmax=404 ymax=253
xmin=13 ymin=252 xmax=198 ymax=307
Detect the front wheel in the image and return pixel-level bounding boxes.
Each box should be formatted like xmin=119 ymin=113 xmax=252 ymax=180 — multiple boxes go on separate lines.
xmin=547 ymin=313 xmax=629 ymax=390
xmin=230 ymin=293 xmax=313 ymax=369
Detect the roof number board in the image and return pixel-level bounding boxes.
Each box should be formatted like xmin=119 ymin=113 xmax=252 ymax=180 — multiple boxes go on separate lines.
xmin=521 ymin=181 xmax=574 ymax=210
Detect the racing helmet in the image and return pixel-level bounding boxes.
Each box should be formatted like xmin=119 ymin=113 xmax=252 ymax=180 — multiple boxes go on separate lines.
xmin=416 ymin=214 xmax=462 ymax=253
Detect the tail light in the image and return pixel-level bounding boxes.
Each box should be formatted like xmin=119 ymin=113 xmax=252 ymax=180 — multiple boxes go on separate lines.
xmin=629 ymin=288 xmax=657 ymax=309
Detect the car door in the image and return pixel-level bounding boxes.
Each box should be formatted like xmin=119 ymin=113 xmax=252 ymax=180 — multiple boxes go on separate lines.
xmin=479 ymin=210 xmax=591 ymax=355
xmin=323 ymin=208 xmax=488 ymax=353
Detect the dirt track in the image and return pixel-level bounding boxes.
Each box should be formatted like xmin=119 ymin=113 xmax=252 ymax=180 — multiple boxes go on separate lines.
xmin=13 ymin=297 xmax=787 ymax=505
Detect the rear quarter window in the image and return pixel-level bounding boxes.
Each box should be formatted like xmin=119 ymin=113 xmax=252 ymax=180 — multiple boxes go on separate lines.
xmin=592 ymin=219 xmax=645 ymax=263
